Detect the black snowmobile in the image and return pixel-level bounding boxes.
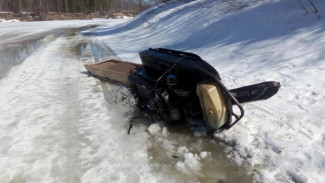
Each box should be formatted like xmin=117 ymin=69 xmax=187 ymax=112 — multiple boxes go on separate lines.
xmin=84 ymin=48 xmax=280 ymax=133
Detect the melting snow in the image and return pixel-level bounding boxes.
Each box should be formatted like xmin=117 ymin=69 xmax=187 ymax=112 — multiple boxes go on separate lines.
xmin=1 ymin=0 xmax=325 ymax=183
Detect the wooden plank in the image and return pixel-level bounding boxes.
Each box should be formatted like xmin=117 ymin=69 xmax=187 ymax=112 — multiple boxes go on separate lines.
xmin=84 ymin=59 xmax=141 ymax=85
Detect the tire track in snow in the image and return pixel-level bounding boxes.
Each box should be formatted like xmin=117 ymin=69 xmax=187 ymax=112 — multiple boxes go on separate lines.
xmin=0 ymin=35 xmax=92 ymax=182
xmin=0 ymin=31 xmax=169 ymax=183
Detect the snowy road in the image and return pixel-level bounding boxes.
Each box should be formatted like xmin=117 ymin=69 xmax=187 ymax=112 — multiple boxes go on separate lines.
xmin=0 ymin=21 xmax=253 ymax=183
xmin=0 ymin=27 xmax=156 ymax=182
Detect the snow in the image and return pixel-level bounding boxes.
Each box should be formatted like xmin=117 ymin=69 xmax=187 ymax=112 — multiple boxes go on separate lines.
xmin=82 ymin=0 xmax=325 ymax=182
xmin=148 ymin=123 xmax=162 ymax=135
xmin=0 ymin=19 xmax=125 ymax=46
xmin=0 ymin=0 xmax=325 ymax=183
xmin=176 ymin=152 xmax=202 ymax=174
xmin=0 ymin=19 xmax=20 ymax=22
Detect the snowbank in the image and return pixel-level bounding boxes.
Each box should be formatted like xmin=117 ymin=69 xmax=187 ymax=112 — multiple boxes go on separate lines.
xmin=85 ymin=0 xmax=325 ymax=182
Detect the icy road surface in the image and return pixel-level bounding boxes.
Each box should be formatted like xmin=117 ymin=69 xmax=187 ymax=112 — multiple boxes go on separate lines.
xmin=0 ymin=20 xmax=253 ymax=183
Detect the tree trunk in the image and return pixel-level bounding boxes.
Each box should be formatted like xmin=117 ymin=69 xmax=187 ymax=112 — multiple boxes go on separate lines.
xmin=65 ymin=0 xmax=68 ymax=13
xmin=19 ymin=0 xmax=21 ymax=14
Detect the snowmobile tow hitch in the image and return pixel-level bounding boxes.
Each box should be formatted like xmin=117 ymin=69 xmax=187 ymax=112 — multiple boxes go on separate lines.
xmin=84 ymin=48 xmax=280 ymax=134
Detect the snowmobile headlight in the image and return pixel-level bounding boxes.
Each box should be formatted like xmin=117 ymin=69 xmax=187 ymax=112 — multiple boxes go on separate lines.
xmin=196 ymin=83 xmax=229 ymax=129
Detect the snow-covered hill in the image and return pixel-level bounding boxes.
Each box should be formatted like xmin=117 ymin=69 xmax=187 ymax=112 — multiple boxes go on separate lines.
xmin=85 ymin=0 xmax=325 ymax=182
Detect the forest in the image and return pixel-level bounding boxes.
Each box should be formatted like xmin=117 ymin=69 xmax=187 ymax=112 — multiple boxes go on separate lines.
xmin=0 ymin=0 xmax=164 ymax=14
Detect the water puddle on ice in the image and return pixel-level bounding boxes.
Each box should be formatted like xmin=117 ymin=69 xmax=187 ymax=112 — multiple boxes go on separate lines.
xmin=97 ymin=81 xmax=254 ymax=183
xmin=146 ymin=122 xmax=254 ymax=183
xmin=0 ymin=39 xmax=41 ymax=78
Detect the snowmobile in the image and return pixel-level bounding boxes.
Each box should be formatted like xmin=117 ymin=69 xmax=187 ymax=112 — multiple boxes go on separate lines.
xmin=84 ymin=48 xmax=280 ymax=133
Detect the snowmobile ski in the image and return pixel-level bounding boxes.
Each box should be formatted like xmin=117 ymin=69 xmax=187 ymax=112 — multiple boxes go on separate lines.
xmin=230 ymin=81 xmax=281 ymax=103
